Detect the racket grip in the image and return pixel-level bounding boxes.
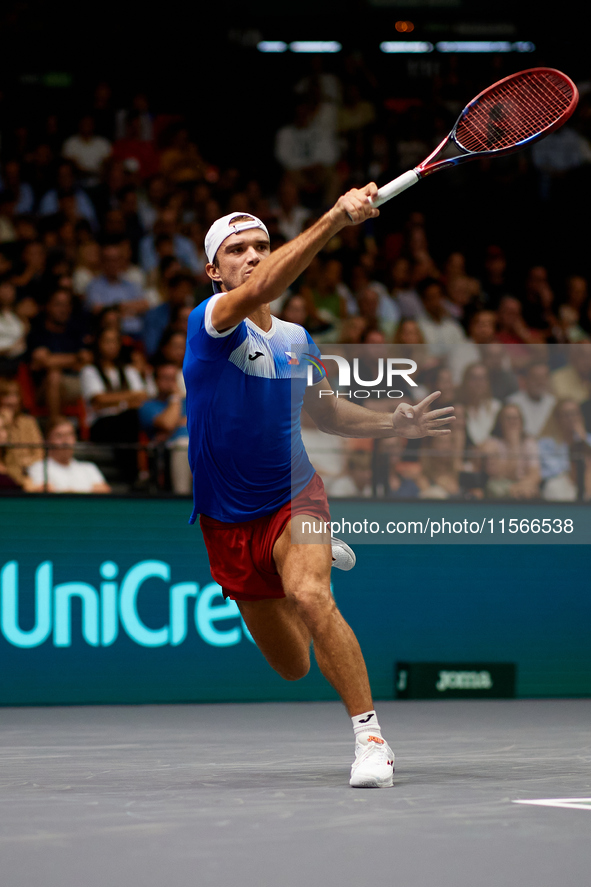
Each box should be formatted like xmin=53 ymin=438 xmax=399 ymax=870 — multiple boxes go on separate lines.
xmin=371 ymin=170 xmax=420 ymax=207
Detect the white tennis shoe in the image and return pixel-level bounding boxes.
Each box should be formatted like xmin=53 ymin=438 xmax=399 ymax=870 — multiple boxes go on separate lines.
xmin=349 ymin=736 xmax=395 ymax=788
xmin=331 ymin=537 xmax=356 ymax=571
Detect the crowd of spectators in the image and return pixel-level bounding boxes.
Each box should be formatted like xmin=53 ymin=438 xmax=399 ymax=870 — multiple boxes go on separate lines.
xmin=307 ymin=346 xmax=591 ymax=502
xmin=1 ymin=63 xmax=591 ymax=499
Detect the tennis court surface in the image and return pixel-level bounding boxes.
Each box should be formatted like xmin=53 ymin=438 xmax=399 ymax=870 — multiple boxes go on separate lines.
xmin=1 ymin=699 xmax=589 ymax=887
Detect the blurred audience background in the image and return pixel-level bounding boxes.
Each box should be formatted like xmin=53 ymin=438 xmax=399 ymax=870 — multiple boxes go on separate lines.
xmin=2 ymin=55 xmax=591 ymax=498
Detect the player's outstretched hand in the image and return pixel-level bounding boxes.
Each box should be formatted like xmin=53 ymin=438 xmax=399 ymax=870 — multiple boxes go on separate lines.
xmin=391 ymin=391 xmax=455 ymax=439
xmin=329 ymin=183 xmax=380 ymax=227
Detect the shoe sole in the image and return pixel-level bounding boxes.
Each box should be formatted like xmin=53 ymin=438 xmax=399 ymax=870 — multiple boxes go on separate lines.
xmin=331 ymin=537 xmax=356 ymax=571
xmin=350 ymin=775 xmax=394 ymax=788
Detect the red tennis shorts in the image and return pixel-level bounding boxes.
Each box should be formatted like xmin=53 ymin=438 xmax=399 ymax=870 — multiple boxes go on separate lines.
xmin=199 ymin=473 xmax=331 ymax=602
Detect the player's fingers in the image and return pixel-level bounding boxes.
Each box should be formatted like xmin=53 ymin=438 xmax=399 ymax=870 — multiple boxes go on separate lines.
xmin=425 ymin=406 xmax=455 ymax=420
xmin=427 ymin=415 xmax=456 ymax=426
xmin=427 ymin=428 xmax=452 ymax=436
xmin=345 ymin=195 xmax=375 ymax=223
xmin=342 ymin=194 xmax=363 ymax=218
xmin=361 ymin=182 xmax=379 ymax=200
xmin=414 ymin=390 xmax=442 ymax=413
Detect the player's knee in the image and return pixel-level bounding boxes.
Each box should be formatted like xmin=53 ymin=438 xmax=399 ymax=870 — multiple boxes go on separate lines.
xmin=277 ymin=659 xmax=310 ymax=681
xmin=288 ymin=583 xmax=335 ymax=625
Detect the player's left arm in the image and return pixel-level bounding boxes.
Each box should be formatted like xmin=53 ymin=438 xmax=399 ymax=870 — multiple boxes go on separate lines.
xmin=303 ymin=380 xmax=455 ymax=439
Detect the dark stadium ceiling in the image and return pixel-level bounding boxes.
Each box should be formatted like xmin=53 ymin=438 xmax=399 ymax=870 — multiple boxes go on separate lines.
xmin=0 ymin=0 xmax=577 ymax=70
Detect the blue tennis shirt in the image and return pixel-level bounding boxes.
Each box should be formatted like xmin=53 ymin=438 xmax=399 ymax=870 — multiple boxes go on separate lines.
xmin=184 ymin=294 xmax=323 ymax=523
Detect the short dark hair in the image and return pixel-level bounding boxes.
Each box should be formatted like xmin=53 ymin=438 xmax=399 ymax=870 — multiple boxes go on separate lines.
xmin=154 ymin=361 xmax=178 ymax=377
xmin=47 ymin=416 xmax=76 ymax=437
xmin=168 ymin=273 xmax=195 ymax=289
xmin=416 ymin=276 xmax=442 ymax=298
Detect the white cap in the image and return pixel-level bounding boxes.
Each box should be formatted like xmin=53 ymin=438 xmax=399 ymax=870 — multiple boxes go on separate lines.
xmin=204 ymin=212 xmax=270 ymax=264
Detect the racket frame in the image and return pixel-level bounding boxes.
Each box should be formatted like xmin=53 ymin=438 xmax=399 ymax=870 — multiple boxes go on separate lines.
xmin=371 ymin=67 xmax=579 ymax=208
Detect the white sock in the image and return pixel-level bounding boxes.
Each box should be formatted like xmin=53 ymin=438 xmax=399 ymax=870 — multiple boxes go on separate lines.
xmin=352 ymin=710 xmax=383 ymax=745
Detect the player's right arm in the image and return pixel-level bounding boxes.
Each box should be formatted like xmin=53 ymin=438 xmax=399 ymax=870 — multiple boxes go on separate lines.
xmin=211 ymin=184 xmax=379 ymax=332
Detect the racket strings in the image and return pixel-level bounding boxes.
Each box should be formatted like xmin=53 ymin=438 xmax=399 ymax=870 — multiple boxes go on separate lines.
xmin=455 ymin=72 xmax=575 ymax=153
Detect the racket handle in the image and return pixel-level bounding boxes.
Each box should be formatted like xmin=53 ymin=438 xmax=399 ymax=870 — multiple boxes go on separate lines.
xmin=371 ymin=170 xmax=420 ymax=207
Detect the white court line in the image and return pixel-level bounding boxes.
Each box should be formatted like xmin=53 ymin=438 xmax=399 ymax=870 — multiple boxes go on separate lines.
xmin=513 ymin=798 xmax=591 ymax=811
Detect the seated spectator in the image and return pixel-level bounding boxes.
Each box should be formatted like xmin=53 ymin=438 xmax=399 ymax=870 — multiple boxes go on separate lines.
xmin=278 ymin=293 xmax=310 ymax=328
xmin=448 ymin=309 xmax=497 ymax=385
xmin=0 ymin=275 xmax=27 ymax=375
xmin=72 ymin=241 xmax=102 ymax=296
xmin=419 ymin=428 xmax=464 ymax=499
xmin=300 ymin=258 xmax=356 ymax=326
xmin=119 ymin=237 xmax=148 ymax=293
xmin=416 ymin=277 xmax=466 ymax=354
xmin=274 ymin=101 xmax=339 ymax=207
xmin=12 ymin=240 xmax=47 ymax=309
xmin=390 ymin=257 xmax=423 ymax=319
xmin=496 ymin=296 xmax=536 ymax=345
xmin=557 ymin=304 xmax=588 ymax=344
xmin=418 ymin=365 xmax=455 ymax=409
xmin=539 ymin=399 xmax=591 ymax=500
xmin=152 ymin=327 xmax=187 ymax=395
xmin=480 ymin=245 xmax=513 ymax=308
xmin=521 ymin=265 xmax=558 ymax=340
xmin=0 ymin=377 xmax=43 ymax=488
xmin=27 ymin=416 xmax=111 ymax=493
xmin=338 ymin=83 xmax=376 ymax=168
xmin=443 ymin=275 xmax=481 ymax=322
xmin=393 ymin=317 xmax=425 ymax=345
xmin=551 ymin=343 xmax=591 ymax=404
xmin=144 ymin=254 xmax=183 ymax=305
xmin=115 ymin=92 xmax=154 ymax=142
xmin=563 ymin=275 xmax=588 ymax=322
xmin=481 ymin=343 xmax=520 ymax=401
xmin=0 ymin=411 xmax=26 ymax=491
xmin=112 ymin=111 xmax=160 ymax=181
xmin=508 ymin=361 xmax=557 ymax=437
xmin=351 ymin=265 xmax=399 ymax=339
xmin=169 ymin=302 xmax=193 ymax=338
xmin=0 ymin=192 xmax=17 ymax=243
xmin=137 ymin=174 xmax=169 ymax=233
xmin=118 ymin=188 xmax=145 ymax=257
xmin=85 ymin=240 xmax=150 ymax=338
xmin=27 ymin=288 xmax=92 ymax=421
xmin=385 ymin=437 xmax=421 ymax=499
xmin=481 ymin=403 xmax=540 ymax=498
xmin=139 ymin=362 xmax=191 ymax=494
xmin=159 ymin=124 xmax=206 ymax=185
xmin=330 ymin=450 xmax=373 ymax=498
xmin=39 ymin=161 xmax=98 ymax=231
xmin=532 ymin=125 xmax=591 ymax=200
xmin=61 ymin=115 xmax=112 ymax=188
xmin=272 ymin=175 xmax=311 ymax=242
xmin=0 ymin=160 xmax=35 ymax=215
xmin=443 ymin=251 xmax=480 ymax=295
xmin=138 ymin=206 xmax=202 ymax=275
xmin=143 ymin=273 xmax=195 ymax=357
xmin=80 ymin=327 xmax=149 ymax=485
xmin=458 ymin=362 xmax=502 ymax=446
xmin=13 ymin=213 xmax=40 ymax=245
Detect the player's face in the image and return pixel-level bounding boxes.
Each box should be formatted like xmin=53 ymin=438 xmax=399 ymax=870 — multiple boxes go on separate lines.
xmin=208 ymin=228 xmax=271 ymax=292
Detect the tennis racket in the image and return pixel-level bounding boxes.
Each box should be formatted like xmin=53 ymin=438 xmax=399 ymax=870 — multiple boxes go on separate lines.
xmin=371 ymin=67 xmax=579 ymax=207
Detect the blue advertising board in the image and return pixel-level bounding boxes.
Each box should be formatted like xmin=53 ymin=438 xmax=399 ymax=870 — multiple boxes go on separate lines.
xmin=1 ymin=497 xmax=590 ymax=704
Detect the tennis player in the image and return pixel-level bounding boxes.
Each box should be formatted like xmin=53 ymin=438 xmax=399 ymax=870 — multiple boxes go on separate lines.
xmin=184 ymin=183 xmax=454 ymax=787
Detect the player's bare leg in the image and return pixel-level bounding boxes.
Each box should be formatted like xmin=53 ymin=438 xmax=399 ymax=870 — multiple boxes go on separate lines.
xmin=269 ymin=514 xmax=395 ymax=786
xmin=272 ymin=514 xmax=373 ymax=717
xmin=236 ymin=596 xmax=311 ymax=681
